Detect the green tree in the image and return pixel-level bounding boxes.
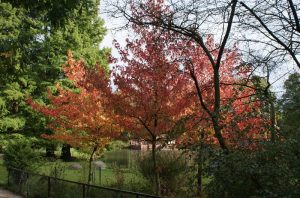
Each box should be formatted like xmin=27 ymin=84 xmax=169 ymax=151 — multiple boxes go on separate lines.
xmin=251 ymin=75 xmax=278 ymax=141
xmin=281 ymin=73 xmax=300 ymax=137
xmin=0 ymin=0 xmax=109 ymax=159
xmin=0 ymin=3 xmax=36 ymax=133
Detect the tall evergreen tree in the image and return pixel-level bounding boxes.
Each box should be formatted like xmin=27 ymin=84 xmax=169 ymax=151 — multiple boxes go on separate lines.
xmin=0 ymin=0 xmax=109 ymax=158
xmin=281 ymin=73 xmax=300 ymax=137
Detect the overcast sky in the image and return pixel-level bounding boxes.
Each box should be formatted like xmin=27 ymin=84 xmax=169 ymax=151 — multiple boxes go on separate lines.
xmin=98 ymin=1 xmax=299 ymax=97
xmin=99 ymin=1 xmax=128 ymax=59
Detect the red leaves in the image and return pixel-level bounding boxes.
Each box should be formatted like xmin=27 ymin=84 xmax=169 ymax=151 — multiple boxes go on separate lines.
xmin=111 ymin=21 xmax=267 ymax=148
xmin=29 ymin=52 xmax=118 ymax=149
xmin=178 ymin=38 xmax=268 ymax=148
xmin=112 ymin=28 xmax=192 ymax=142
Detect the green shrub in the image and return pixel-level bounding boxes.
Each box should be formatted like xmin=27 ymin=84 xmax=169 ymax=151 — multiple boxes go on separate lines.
xmin=136 ymin=151 xmax=188 ymax=196
xmin=3 ymin=138 xmax=41 ymax=170
xmin=110 ymin=164 xmax=125 ymax=189
xmin=205 ymin=136 xmax=300 ymax=197
xmin=0 ymin=134 xmax=24 ymax=153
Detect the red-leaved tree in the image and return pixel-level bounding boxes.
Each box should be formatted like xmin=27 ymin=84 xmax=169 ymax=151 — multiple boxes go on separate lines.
xmin=112 ymin=28 xmax=192 ymax=195
xmin=177 ymin=38 xmax=268 ymax=148
xmin=113 ymin=0 xmax=268 ymax=155
xmin=171 ymin=37 xmax=268 ymax=195
xmin=28 ymin=52 xmax=118 ymax=184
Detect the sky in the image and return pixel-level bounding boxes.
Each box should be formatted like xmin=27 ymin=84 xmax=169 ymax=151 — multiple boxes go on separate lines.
xmin=99 ymin=1 xmax=128 ymax=59
xmin=98 ymin=1 xmax=299 ymax=97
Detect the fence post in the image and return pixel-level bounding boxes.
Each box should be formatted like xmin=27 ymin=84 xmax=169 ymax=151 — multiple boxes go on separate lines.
xmin=82 ymin=184 xmax=86 ymax=198
xmin=26 ymin=172 xmax=29 ymax=198
xmin=7 ymin=168 xmax=10 ymax=186
xmin=19 ymin=170 xmax=23 ymax=194
xmin=47 ymin=177 xmax=51 ymax=198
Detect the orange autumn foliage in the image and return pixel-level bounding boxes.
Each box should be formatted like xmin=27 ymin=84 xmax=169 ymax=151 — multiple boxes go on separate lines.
xmin=28 ymin=52 xmax=118 ymax=151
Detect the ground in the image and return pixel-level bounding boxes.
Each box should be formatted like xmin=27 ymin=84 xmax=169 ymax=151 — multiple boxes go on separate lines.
xmin=0 ymin=188 xmax=22 ymax=198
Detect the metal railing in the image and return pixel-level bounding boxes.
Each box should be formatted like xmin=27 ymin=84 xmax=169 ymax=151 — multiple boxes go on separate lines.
xmin=6 ymin=167 xmax=160 ymax=198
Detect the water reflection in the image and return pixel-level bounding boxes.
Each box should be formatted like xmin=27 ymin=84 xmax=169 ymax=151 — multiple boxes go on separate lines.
xmin=100 ymin=150 xmax=183 ymax=169
xmin=100 ymin=150 xmax=143 ymax=169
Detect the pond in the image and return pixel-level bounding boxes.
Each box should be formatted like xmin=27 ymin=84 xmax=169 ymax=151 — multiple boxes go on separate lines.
xmin=100 ymin=149 xmax=186 ymax=169
xmin=100 ymin=150 xmax=144 ymax=169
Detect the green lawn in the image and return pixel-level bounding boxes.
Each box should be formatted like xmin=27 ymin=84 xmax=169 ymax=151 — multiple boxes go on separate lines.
xmin=37 ymin=160 xmax=146 ymax=187
xmin=0 ymin=153 xmax=211 ymax=196
xmin=0 ymin=160 xmax=150 ymax=195
xmin=0 ymin=156 xmax=147 ymax=189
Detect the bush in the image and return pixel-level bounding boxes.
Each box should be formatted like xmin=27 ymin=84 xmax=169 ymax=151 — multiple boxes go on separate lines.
xmin=136 ymin=151 xmax=188 ymax=196
xmin=3 ymin=138 xmax=41 ymax=170
xmin=110 ymin=164 xmax=125 ymax=189
xmin=205 ymin=136 xmax=300 ymax=197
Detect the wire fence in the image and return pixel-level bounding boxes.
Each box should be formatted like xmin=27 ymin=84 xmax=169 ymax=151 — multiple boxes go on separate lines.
xmin=6 ymin=167 xmax=160 ymax=198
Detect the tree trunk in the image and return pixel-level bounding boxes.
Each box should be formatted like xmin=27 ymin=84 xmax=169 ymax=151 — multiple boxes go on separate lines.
xmin=212 ymin=117 xmax=229 ymax=154
xmin=60 ymin=144 xmax=72 ymax=161
xmin=270 ymin=99 xmax=276 ymax=142
xmin=197 ymin=131 xmax=204 ymax=197
xmin=189 ymin=66 xmax=229 ymax=154
xmin=88 ymin=146 xmax=98 ymax=185
xmin=197 ymin=152 xmax=203 ymax=197
xmin=151 ymin=141 xmax=161 ymax=196
xmin=46 ymin=144 xmax=56 ymax=158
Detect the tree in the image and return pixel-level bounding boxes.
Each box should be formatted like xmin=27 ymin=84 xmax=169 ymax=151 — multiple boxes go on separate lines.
xmin=109 ymin=0 xmax=300 ymax=70
xmin=112 ymin=27 xmax=192 ymax=195
xmin=108 ymin=0 xmax=300 ymax=151
xmin=176 ymin=38 xmax=267 ymax=147
xmin=170 ymin=38 xmax=267 ymax=196
xmin=109 ymin=0 xmax=238 ymax=153
xmin=251 ymin=74 xmax=278 ymax=142
xmin=239 ymin=0 xmax=300 ymax=69
xmin=0 ymin=0 xmax=109 ymax=158
xmin=0 ymin=2 xmax=36 ymax=133
xmin=29 ymin=53 xmax=118 ymax=184
xmin=281 ymin=73 xmax=300 ymax=137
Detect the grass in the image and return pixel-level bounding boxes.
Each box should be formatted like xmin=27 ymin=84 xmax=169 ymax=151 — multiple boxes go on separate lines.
xmin=0 ymin=157 xmax=152 ymax=196
xmin=0 ymin=149 xmax=207 ymax=196
xmin=0 ymin=154 xmax=148 ymax=188
xmin=37 ymin=160 xmax=146 ymax=187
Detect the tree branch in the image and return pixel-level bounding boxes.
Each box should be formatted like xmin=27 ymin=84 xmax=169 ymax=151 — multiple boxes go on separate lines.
xmin=240 ymin=1 xmax=300 ymax=69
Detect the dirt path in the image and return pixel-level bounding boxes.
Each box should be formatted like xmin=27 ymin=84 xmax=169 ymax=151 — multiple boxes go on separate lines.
xmin=0 ymin=189 xmax=22 ymax=198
